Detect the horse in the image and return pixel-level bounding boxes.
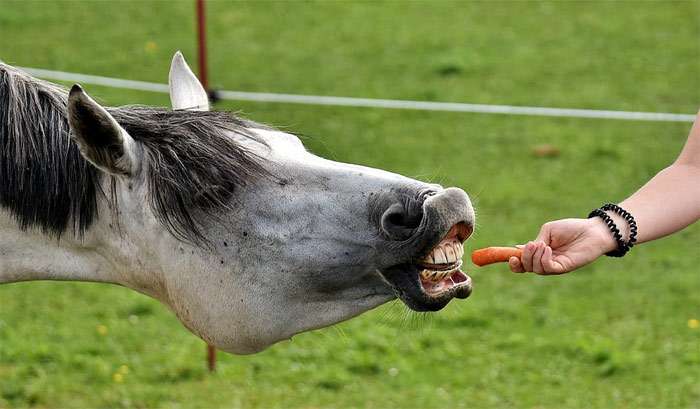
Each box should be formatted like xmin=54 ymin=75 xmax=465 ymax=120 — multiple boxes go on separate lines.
xmin=0 ymin=53 xmax=475 ymax=354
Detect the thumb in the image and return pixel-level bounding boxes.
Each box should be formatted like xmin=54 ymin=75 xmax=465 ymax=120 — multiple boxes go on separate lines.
xmin=536 ymin=222 xmax=553 ymax=244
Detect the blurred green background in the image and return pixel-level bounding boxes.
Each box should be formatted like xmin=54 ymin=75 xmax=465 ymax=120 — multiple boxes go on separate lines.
xmin=0 ymin=1 xmax=699 ymax=408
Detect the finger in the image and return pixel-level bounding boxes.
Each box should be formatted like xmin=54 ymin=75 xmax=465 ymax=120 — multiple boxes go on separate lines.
xmin=548 ymin=257 xmax=570 ymax=275
xmin=509 ymin=256 xmax=525 ymax=273
xmin=521 ymin=241 xmax=535 ymax=272
xmin=540 ymin=245 xmax=558 ymax=275
xmin=532 ymin=241 xmax=546 ymax=274
xmin=536 ymin=223 xmax=551 ymax=244
xmin=544 ymin=249 xmax=573 ymax=275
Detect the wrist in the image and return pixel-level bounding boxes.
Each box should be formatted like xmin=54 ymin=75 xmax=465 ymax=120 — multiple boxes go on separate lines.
xmin=587 ymin=217 xmax=619 ymax=254
xmin=605 ymin=210 xmax=630 ymax=241
xmin=587 ymin=207 xmax=634 ymax=256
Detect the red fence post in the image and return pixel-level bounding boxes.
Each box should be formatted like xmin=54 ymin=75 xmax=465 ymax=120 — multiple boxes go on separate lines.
xmin=196 ymin=0 xmax=216 ymax=373
xmin=207 ymin=344 xmax=216 ymax=372
xmin=196 ymin=0 xmax=209 ymax=90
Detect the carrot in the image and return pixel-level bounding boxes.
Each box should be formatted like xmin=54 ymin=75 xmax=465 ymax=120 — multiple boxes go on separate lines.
xmin=471 ymin=247 xmax=523 ymax=267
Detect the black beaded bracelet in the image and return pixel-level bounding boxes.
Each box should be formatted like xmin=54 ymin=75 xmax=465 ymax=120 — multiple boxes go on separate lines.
xmin=600 ymin=203 xmax=638 ymax=247
xmin=587 ymin=204 xmax=638 ymax=257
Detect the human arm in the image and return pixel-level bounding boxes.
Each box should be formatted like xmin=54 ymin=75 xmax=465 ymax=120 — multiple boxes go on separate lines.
xmin=510 ymin=111 xmax=700 ymax=274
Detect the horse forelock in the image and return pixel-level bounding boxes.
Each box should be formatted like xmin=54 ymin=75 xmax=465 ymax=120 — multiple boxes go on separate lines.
xmin=0 ymin=62 xmax=269 ymax=244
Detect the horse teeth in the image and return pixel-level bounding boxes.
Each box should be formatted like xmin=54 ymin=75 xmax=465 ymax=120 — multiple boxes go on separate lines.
xmin=421 ymin=262 xmax=465 ymax=285
xmin=444 ymin=245 xmax=457 ymax=263
xmin=421 ymin=240 xmax=465 ymax=266
xmin=420 ymin=269 xmax=441 ymax=282
xmin=433 ymin=247 xmax=447 ymax=264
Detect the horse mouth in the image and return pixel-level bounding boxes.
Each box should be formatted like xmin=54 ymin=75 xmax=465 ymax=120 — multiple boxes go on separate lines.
xmin=381 ymin=223 xmax=473 ymax=312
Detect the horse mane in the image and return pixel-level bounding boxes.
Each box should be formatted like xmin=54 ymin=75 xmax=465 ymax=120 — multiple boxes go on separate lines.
xmin=0 ymin=63 xmax=268 ymax=244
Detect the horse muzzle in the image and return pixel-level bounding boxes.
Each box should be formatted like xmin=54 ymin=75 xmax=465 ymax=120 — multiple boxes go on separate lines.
xmin=376 ymin=187 xmax=475 ymax=311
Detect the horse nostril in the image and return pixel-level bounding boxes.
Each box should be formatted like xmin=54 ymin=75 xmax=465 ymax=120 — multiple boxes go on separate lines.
xmin=418 ymin=188 xmax=438 ymax=202
xmin=387 ymin=212 xmax=405 ymax=227
xmin=380 ymin=202 xmax=423 ymax=241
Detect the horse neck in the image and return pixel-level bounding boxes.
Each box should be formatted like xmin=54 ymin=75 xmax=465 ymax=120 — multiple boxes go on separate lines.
xmin=0 ymin=209 xmax=121 ymax=285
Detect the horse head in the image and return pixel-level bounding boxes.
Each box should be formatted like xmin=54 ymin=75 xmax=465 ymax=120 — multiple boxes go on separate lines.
xmin=0 ymin=54 xmax=474 ymax=354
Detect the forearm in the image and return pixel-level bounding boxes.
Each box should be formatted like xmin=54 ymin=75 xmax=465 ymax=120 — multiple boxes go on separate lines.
xmin=616 ymin=163 xmax=700 ymax=244
xmin=514 ymin=114 xmax=700 ymax=275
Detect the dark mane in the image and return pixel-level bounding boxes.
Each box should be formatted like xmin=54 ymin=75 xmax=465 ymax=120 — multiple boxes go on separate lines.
xmin=110 ymin=107 xmax=269 ymax=244
xmin=0 ymin=63 xmax=268 ymax=243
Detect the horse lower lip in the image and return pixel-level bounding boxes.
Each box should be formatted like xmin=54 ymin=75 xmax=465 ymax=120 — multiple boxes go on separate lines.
xmin=419 ymin=269 xmax=471 ymax=297
xmin=378 ymin=263 xmax=472 ymax=312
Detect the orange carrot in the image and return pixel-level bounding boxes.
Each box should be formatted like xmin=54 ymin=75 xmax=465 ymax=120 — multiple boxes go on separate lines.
xmin=471 ymin=247 xmax=523 ymax=267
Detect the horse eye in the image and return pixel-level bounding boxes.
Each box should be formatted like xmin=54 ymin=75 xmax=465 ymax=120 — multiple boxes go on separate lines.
xmin=107 ymin=144 xmax=124 ymax=160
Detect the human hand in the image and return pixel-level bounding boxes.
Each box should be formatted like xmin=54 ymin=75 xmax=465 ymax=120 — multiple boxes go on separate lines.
xmin=509 ymin=218 xmax=618 ymax=275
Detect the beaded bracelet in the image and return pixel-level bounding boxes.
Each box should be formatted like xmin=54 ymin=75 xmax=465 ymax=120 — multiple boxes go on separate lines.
xmin=600 ymin=203 xmax=638 ymax=247
xmin=587 ymin=204 xmax=638 ymax=257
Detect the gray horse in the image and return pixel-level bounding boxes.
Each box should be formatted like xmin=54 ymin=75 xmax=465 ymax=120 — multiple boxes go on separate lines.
xmin=0 ymin=53 xmax=474 ymax=354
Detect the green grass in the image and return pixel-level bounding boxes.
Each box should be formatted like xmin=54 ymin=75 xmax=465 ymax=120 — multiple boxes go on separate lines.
xmin=1 ymin=1 xmax=699 ymax=408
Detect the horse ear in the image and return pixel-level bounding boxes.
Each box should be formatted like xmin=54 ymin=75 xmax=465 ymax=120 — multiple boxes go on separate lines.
xmin=169 ymin=51 xmax=209 ymax=111
xmin=67 ymin=84 xmax=138 ymax=177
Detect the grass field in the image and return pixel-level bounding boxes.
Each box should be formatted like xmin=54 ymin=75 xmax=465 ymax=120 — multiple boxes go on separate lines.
xmin=1 ymin=1 xmax=699 ymax=408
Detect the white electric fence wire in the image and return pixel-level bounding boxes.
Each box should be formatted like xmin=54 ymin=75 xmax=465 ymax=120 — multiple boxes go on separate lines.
xmin=19 ymin=66 xmax=695 ymax=123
